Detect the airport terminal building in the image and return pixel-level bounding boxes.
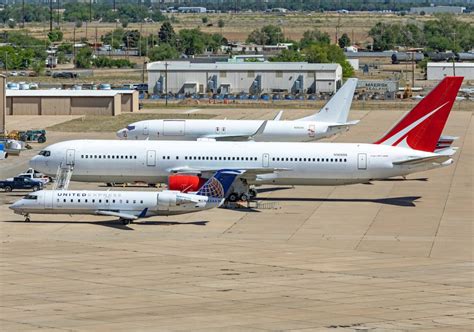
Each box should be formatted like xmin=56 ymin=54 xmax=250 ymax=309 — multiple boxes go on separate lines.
xmin=147 ymin=61 xmax=343 ymax=95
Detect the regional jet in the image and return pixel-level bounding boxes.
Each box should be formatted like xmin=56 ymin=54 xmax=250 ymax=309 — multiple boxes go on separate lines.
xmin=9 ymin=170 xmax=240 ymax=224
xmin=116 ymin=78 xmax=359 ymax=142
xmin=30 ymin=77 xmax=463 ymax=202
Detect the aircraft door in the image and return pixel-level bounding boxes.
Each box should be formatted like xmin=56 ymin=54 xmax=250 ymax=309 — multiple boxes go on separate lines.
xmin=262 ymin=153 xmax=270 ymax=167
xmin=308 ymin=124 xmax=316 ymax=138
xmin=357 ymin=153 xmax=367 ymax=170
xmin=66 ymin=149 xmax=75 ymax=165
xmin=163 ymin=120 xmax=185 ymax=136
xmin=146 ymin=150 xmax=156 ymax=166
xmin=44 ymin=191 xmax=53 ymax=209
xmin=143 ymin=122 xmax=149 ymax=136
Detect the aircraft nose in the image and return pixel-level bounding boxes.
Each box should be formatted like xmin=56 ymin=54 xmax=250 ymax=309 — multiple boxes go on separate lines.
xmin=29 ymin=156 xmax=38 ymax=169
xmin=116 ymin=128 xmax=128 ymax=139
xmin=9 ymin=201 xmax=20 ymax=211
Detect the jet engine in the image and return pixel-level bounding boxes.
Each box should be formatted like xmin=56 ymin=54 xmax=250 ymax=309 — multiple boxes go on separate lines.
xmin=167 ymin=175 xmax=207 ymax=193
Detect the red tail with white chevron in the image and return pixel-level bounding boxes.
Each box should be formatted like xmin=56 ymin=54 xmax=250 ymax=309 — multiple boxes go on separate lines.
xmin=374 ymin=76 xmax=463 ymax=152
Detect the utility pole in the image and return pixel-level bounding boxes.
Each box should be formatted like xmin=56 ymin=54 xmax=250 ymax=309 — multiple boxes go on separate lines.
xmin=165 ymin=62 xmax=168 ymax=106
xmin=57 ymin=0 xmax=60 ymax=29
xmin=451 ymin=31 xmax=457 ymax=76
xmin=22 ymin=0 xmax=25 ymax=28
xmin=73 ymin=26 xmax=76 ymax=68
xmin=411 ymin=52 xmax=415 ymax=88
xmin=89 ymin=0 xmax=93 ymax=23
xmin=49 ymin=0 xmax=53 ymax=31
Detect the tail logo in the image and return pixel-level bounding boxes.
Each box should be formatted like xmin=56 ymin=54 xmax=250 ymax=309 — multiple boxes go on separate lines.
xmin=197 ymin=177 xmax=224 ymax=198
xmin=380 ymin=101 xmax=448 ymax=147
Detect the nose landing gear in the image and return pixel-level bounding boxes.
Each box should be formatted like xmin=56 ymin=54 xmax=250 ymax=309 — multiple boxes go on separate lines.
xmin=24 ymin=214 xmax=31 ymax=222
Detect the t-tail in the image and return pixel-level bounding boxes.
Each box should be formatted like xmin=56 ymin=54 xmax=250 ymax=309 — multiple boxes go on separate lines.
xmin=374 ymin=76 xmax=463 ymax=152
xmin=298 ymin=78 xmax=358 ymax=124
xmin=196 ymin=170 xmax=241 ymax=199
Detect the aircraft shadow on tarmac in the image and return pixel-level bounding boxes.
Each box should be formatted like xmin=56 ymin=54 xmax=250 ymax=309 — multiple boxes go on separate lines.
xmin=257 ymin=196 xmax=421 ymax=207
xmin=4 ymin=219 xmax=209 ymax=231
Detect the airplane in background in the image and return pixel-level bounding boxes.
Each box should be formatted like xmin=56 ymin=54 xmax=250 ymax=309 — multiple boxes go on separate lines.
xmin=30 ymin=77 xmax=463 ymax=202
xmin=116 ymin=78 xmax=359 ymax=142
xmin=9 ymin=170 xmax=241 ymax=224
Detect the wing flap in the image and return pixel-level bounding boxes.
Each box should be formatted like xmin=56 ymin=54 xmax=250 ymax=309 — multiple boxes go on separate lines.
xmin=198 ymin=120 xmax=268 ymax=142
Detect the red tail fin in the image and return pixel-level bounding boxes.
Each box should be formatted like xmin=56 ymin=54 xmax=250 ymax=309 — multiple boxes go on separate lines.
xmin=374 ymin=76 xmax=463 ymax=152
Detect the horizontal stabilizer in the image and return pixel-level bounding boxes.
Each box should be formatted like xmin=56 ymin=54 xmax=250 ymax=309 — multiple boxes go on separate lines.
xmin=327 ymin=120 xmax=360 ymax=132
xmin=393 ymin=155 xmax=452 ymax=166
xmin=273 ymin=110 xmax=284 ymax=121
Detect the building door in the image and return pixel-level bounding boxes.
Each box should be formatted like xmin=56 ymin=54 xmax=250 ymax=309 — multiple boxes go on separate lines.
xmin=357 ymin=153 xmax=367 ymax=170
xmin=262 ymin=153 xmax=270 ymax=167
xmin=146 ymin=150 xmax=156 ymax=166
xmin=66 ymin=149 xmax=75 ymax=165
xmin=163 ymin=120 xmax=185 ymax=136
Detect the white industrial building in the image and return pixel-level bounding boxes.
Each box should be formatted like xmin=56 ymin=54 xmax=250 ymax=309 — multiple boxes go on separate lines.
xmin=147 ymin=61 xmax=343 ymax=95
xmin=427 ymin=62 xmax=474 ymax=81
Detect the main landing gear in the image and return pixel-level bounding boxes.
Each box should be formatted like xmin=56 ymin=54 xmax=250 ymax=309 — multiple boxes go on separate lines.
xmin=24 ymin=214 xmax=31 ymax=222
xmin=119 ymin=218 xmax=133 ymax=225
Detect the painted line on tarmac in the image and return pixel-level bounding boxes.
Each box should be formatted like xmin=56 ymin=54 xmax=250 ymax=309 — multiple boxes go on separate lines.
xmin=185 ymin=108 xmax=202 ymax=114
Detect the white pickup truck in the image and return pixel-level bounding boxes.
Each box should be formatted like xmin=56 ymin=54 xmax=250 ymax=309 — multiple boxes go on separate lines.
xmin=7 ymin=168 xmax=52 ymax=184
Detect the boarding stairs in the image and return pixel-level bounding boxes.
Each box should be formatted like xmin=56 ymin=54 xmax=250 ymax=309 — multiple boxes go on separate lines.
xmin=53 ymin=163 xmax=74 ymax=190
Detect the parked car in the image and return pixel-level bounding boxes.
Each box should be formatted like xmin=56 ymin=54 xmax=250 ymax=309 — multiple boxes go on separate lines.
xmin=6 ymin=82 xmax=19 ymax=90
xmin=0 ymin=177 xmax=43 ymax=192
xmin=7 ymin=168 xmax=51 ymax=184
xmin=99 ymin=83 xmax=112 ymax=90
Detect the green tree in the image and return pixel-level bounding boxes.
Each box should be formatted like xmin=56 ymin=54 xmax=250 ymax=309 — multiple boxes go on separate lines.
xmin=75 ymin=47 xmax=93 ymax=68
xmin=48 ymin=29 xmax=63 ymax=43
xmin=102 ymin=28 xmax=125 ymax=49
xmin=63 ymin=3 xmax=90 ymax=22
xmin=31 ymin=59 xmax=44 ymax=76
xmin=218 ymin=19 xmax=225 ymax=28
xmin=201 ymin=16 xmax=208 ymax=24
xmin=121 ymin=19 xmax=129 ymax=28
xmin=305 ymin=44 xmax=354 ymax=77
xmin=270 ymin=49 xmax=305 ymax=62
xmin=338 ymin=33 xmax=351 ymax=48
xmin=148 ymin=43 xmax=179 ymax=61
xmin=300 ymin=29 xmax=331 ymax=48
xmin=247 ymin=25 xmax=284 ymax=45
xmin=7 ymin=19 xmax=16 ymax=29
xmin=158 ymin=21 xmax=176 ymax=45
xmin=178 ymin=28 xmax=207 ymax=55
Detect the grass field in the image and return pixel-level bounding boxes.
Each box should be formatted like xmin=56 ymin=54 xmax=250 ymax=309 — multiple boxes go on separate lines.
xmin=46 ymin=112 xmax=216 ymax=132
xmin=15 ymin=12 xmax=474 ymax=46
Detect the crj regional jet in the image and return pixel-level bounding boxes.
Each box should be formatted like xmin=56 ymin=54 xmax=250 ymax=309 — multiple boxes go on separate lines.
xmin=116 ymin=78 xmax=359 ymax=142
xmin=10 ymin=170 xmax=240 ymax=224
xmin=30 ymin=77 xmax=462 ymax=202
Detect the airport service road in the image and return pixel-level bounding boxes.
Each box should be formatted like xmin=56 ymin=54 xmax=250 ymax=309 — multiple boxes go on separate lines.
xmin=0 ymin=110 xmax=472 ymax=331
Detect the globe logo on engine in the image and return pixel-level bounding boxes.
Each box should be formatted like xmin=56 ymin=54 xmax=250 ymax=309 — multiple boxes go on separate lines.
xmin=199 ymin=177 xmax=224 ymax=198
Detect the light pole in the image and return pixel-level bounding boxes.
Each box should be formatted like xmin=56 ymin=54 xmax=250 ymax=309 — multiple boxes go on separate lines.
xmin=165 ymin=62 xmax=168 ymax=106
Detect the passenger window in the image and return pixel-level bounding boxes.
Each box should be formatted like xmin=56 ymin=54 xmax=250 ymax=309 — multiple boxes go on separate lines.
xmin=121 ymin=156 xmax=124 ymax=159
xmin=63 ymin=199 xmax=66 ymax=202
xmin=344 ymin=158 xmax=347 ymax=162
xmin=85 ymin=199 xmax=88 ymax=203
xmin=112 ymin=200 xmax=115 ymax=203
xmin=133 ymin=200 xmax=136 ymax=204
xmin=81 ymin=155 xmax=84 ymax=158
xmin=92 ymin=199 xmax=95 ymax=203
xmin=106 ymin=199 xmax=109 ymax=203
xmin=330 ymin=159 xmax=333 ymax=162
xmin=167 ymin=156 xmax=170 ymax=159
xmin=99 ymin=200 xmax=102 ymax=203
xmin=272 ymin=158 xmax=275 ymax=161
xmin=176 ymin=156 xmax=179 ymax=160
xmin=140 ymin=200 xmax=143 ymax=204
xmin=70 ymin=199 xmax=73 ymax=203
xmin=126 ymin=200 xmax=129 ymax=203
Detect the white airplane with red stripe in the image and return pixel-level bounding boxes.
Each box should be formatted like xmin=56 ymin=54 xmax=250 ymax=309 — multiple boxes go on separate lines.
xmin=30 ymin=77 xmax=463 ymax=201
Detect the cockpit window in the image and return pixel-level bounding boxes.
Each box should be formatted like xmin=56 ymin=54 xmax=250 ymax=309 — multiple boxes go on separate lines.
xmin=39 ymin=150 xmax=51 ymax=157
xmin=24 ymin=195 xmax=38 ymax=200
xmin=126 ymin=125 xmax=135 ymax=131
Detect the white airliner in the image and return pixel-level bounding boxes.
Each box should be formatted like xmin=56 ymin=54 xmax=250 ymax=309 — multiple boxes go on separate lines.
xmin=116 ymin=78 xmax=359 ymax=142
xmin=30 ymin=77 xmax=463 ymax=202
xmin=9 ymin=170 xmax=241 ymax=224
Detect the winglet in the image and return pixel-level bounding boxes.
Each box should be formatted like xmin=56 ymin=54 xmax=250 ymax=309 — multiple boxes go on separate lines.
xmin=138 ymin=208 xmax=148 ymax=218
xmin=249 ymin=120 xmax=268 ymax=140
xmin=273 ymin=111 xmax=283 ymax=121
xmin=297 ymin=78 xmax=358 ymax=123
xmin=374 ymin=76 xmax=463 ymax=152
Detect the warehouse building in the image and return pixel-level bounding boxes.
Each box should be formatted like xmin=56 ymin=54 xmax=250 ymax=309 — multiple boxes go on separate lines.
xmin=147 ymin=61 xmax=343 ymax=95
xmin=6 ymin=90 xmax=139 ymax=116
xmin=0 ymin=75 xmax=5 ymax=134
xmin=427 ymin=62 xmax=474 ymax=81
xmin=410 ymin=6 xmax=466 ymax=15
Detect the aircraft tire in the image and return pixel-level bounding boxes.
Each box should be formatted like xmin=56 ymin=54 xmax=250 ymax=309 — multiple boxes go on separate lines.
xmin=227 ymin=193 xmax=239 ymax=202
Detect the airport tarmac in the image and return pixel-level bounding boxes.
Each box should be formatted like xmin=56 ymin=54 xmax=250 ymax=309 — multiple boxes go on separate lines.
xmin=0 ymin=108 xmax=472 ymax=331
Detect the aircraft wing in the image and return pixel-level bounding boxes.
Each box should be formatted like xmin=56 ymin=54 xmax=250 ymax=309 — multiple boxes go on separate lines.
xmin=95 ymin=208 xmax=148 ymax=220
xmin=392 ymin=155 xmax=452 ymax=166
xmin=197 ymin=120 xmax=268 ymax=142
xmin=168 ymin=166 xmax=290 ymax=181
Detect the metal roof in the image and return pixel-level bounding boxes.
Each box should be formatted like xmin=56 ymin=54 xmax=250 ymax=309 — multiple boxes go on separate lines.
xmin=147 ymin=61 xmax=341 ymax=72
xmin=6 ymin=90 xmax=135 ymax=97
xmin=427 ymin=62 xmax=474 ymax=68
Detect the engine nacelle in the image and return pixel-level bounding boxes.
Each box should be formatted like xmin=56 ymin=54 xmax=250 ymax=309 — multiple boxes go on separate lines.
xmin=157 ymin=191 xmax=177 ymax=210
xmin=167 ymin=175 xmax=207 ymax=193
